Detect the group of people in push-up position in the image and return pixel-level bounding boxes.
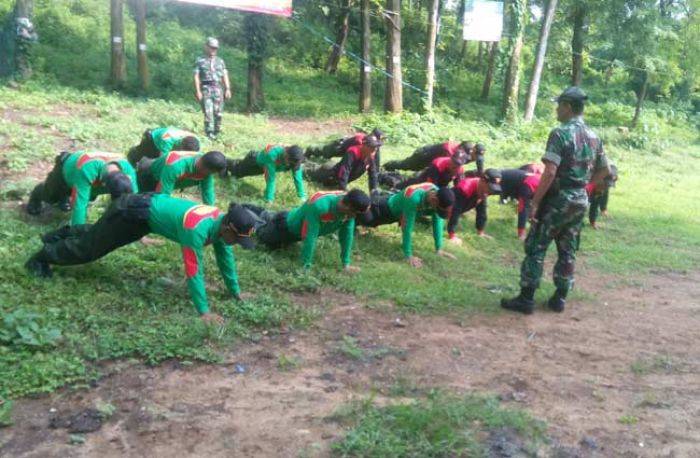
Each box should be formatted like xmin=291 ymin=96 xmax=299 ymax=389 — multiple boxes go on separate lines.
xmin=23 ymin=86 xmax=617 ymax=323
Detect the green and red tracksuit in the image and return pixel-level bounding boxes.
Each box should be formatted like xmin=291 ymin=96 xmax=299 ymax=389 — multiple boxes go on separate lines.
xmin=399 ymin=156 xmax=464 ymax=190
xmin=228 ymin=145 xmax=306 ymax=203
xmin=253 ymin=191 xmax=356 ymax=269
xmin=28 ymin=151 xmax=139 ymax=226
xmin=34 ymin=194 xmax=240 ymax=315
xmin=447 ymin=177 xmax=487 ymax=238
xmin=140 ymin=151 xmax=215 ymax=205
xmin=305 ymin=146 xmax=380 ymax=194
xmin=385 ymin=141 xmax=482 ymax=174
xmin=306 ymin=132 xmax=368 ymax=159
xmin=127 ymin=127 xmax=198 ymax=165
xmin=500 ymin=169 xmax=541 ymax=237
xmin=358 ymin=183 xmax=444 ymax=258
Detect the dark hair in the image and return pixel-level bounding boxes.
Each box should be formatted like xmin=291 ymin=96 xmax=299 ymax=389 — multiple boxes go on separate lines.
xmin=105 ymin=171 xmax=133 ymax=199
xmin=460 ymin=141 xmax=475 ymax=153
xmin=180 ymin=136 xmax=200 ymax=152
xmin=286 ymin=145 xmax=305 ymax=164
xmin=567 ymin=100 xmax=585 ymax=115
xmin=475 ymin=143 xmax=486 ymax=154
xmin=201 ymin=150 xmax=227 ymax=172
xmin=342 ymin=189 xmax=371 ymax=213
xmin=371 ymin=128 xmax=384 ymax=140
xmin=437 ymin=187 xmax=455 ymax=208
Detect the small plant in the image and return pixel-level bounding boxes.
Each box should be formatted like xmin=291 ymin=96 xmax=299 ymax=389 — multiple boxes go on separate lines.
xmin=618 ymin=415 xmax=639 ymax=425
xmin=277 ymin=354 xmax=301 ymax=371
xmin=0 ymin=310 xmax=61 ymax=349
xmin=339 ymin=336 xmax=364 ymax=360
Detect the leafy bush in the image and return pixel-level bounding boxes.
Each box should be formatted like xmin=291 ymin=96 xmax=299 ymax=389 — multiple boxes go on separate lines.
xmin=0 ymin=309 xmax=61 ymax=349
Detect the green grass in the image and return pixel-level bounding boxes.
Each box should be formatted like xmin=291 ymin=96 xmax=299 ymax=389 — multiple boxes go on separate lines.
xmin=331 ymin=392 xmax=547 ymax=457
xmin=0 ymin=79 xmax=699 ymax=402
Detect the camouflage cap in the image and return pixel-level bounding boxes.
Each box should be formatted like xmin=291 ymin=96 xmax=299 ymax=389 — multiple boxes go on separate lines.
xmin=206 ymin=37 xmax=219 ymax=48
xmin=553 ymin=86 xmax=588 ymax=104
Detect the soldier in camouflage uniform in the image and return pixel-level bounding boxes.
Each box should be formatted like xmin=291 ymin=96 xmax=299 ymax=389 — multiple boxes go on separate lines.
xmin=501 ymin=87 xmax=611 ymax=315
xmin=15 ymin=16 xmax=38 ymax=80
xmin=194 ymin=37 xmax=231 ymax=139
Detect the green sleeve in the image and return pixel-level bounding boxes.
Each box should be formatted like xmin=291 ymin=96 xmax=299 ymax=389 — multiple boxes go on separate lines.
xmin=293 ymin=166 xmax=306 ymax=201
xmin=432 ymin=214 xmax=444 ymax=252
xmin=156 ymin=165 xmax=178 ymax=196
xmin=214 ymin=240 xmax=241 ymax=297
xmin=70 ymin=182 xmax=92 ymax=225
xmin=127 ymin=167 xmax=139 ymax=193
xmin=339 ymin=218 xmax=355 ymax=267
xmin=401 ymin=206 xmax=417 ymax=258
xmin=182 ymin=246 xmax=210 ymax=314
xmin=200 ymin=175 xmax=215 ymax=205
xmin=263 ymin=164 xmax=277 ymax=203
xmin=300 ymin=212 xmax=321 ymax=269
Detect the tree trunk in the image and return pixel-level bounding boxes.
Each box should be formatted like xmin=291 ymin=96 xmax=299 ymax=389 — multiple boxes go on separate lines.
xmin=325 ymin=0 xmax=352 ymax=74
xmin=359 ymin=0 xmax=372 ymax=112
xmin=245 ymin=14 xmax=268 ymax=113
xmin=110 ymin=0 xmax=127 ymax=87
xmin=133 ymin=0 xmax=149 ymax=92
xmin=15 ymin=0 xmax=33 ymax=16
xmin=481 ymin=42 xmax=498 ymax=100
xmin=631 ymin=71 xmax=649 ymax=128
xmin=501 ymin=0 xmax=527 ymax=122
xmin=423 ymin=0 xmax=439 ymax=110
xmin=571 ymin=3 xmax=586 ymax=86
xmin=384 ymin=0 xmax=403 ymax=113
xmin=1 ymin=0 xmax=35 ymax=78
xmin=523 ymin=0 xmax=558 ymax=121
xmin=477 ymin=41 xmax=484 ymax=69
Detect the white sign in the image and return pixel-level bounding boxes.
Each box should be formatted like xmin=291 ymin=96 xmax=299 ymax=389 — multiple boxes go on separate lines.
xmin=174 ymin=0 xmax=292 ymax=17
xmin=463 ymin=0 xmax=503 ymax=42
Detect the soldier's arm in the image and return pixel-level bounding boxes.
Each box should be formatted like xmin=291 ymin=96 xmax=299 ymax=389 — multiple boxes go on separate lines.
xmin=432 ymin=214 xmax=444 ymax=252
xmin=263 ymin=164 xmax=277 ymax=203
xmin=70 ymin=182 xmax=92 ymax=226
xmin=300 ymin=213 xmax=321 ymax=270
xmin=475 ymin=199 xmax=488 ymax=233
xmin=182 ymin=245 xmax=211 ymax=315
xmin=401 ymin=205 xmax=418 ymax=258
xmin=201 ymin=175 xmax=216 ymax=205
xmin=222 ymin=60 xmax=232 ymax=98
xmin=530 ymin=162 xmax=557 ymax=220
xmin=193 ymin=64 xmax=202 ymax=100
xmin=292 ymin=166 xmax=307 ymax=201
xmin=338 ymin=218 xmax=355 ymax=267
xmin=213 ymin=240 xmax=241 ymax=298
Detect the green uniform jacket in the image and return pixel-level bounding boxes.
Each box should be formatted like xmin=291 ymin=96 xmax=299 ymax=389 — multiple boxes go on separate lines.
xmin=387 ymin=183 xmax=444 ymax=258
xmin=147 ymin=194 xmax=240 ymax=314
xmin=149 ymin=151 xmax=215 ymax=205
xmin=62 ymin=151 xmax=138 ymax=225
xmin=285 ymin=191 xmax=355 ymax=269
xmin=257 ymin=145 xmax=306 ymax=202
xmin=151 ymin=127 xmax=198 ymax=156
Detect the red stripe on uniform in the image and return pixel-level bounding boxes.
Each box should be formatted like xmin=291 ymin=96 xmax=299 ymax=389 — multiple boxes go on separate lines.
xmin=182 ymin=247 xmax=198 ymax=278
xmin=301 ymin=221 xmax=308 ymax=240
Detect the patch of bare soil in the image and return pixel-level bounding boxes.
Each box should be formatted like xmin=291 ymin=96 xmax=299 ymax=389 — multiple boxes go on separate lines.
xmin=267 ymin=117 xmax=355 ymax=137
xmin=2 ymin=272 xmax=699 ymax=457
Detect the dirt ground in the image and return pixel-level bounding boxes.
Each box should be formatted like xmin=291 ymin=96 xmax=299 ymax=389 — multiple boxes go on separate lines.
xmin=1 ymin=268 xmax=698 ymax=458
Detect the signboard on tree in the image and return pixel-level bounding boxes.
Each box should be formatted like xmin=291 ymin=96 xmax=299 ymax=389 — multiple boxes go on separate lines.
xmin=174 ymin=0 xmax=292 ymax=17
xmin=463 ymin=0 xmax=503 ymax=42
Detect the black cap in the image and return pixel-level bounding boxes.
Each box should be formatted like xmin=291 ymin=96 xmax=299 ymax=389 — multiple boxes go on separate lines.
xmin=371 ymin=128 xmax=385 ymax=141
xmin=475 ymin=143 xmax=486 ymax=155
xmin=104 ymin=170 xmax=133 ymax=199
xmin=223 ymin=204 xmax=261 ymax=250
xmin=436 ymin=187 xmax=455 ymax=219
xmin=343 ymin=189 xmax=371 ymax=214
xmin=553 ymin=86 xmax=588 ymax=104
xmin=286 ymin=145 xmax=305 ymax=169
xmin=201 ymin=151 xmax=227 ymax=173
xmin=483 ymin=168 xmax=502 ymax=194
xmin=363 ymin=135 xmax=383 ymax=149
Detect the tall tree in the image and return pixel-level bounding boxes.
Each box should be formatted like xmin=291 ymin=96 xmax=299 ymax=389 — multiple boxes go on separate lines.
xmin=631 ymin=70 xmax=649 ymax=127
xmin=424 ymin=0 xmax=439 ymax=110
xmin=325 ymin=0 xmax=353 ymax=74
xmin=524 ymin=0 xmax=559 ymax=121
xmin=1 ymin=0 xmax=36 ymax=78
xmin=110 ymin=0 xmax=127 ymax=87
xmin=359 ymin=0 xmax=372 ymax=112
xmin=481 ymin=42 xmax=498 ymax=100
xmin=132 ymin=0 xmax=148 ymax=92
xmin=570 ymin=2 xmax=587 ymax=86
xmin=501 ymin=0 xmax=528 ymax=121
xmin=384 ymin=0 xmax=403 ymax=112
xmin=245 ymin=14 xmax=269 ymax=113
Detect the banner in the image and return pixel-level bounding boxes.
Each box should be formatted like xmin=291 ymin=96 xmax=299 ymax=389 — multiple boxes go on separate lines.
xmin=463 ymin=0 xmax=503 ymax=42
xmin=174 ymin=0 xmax=293 ymax=17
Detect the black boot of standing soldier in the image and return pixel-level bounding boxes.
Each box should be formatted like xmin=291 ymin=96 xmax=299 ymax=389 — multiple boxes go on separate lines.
xmin=547 ymin=289 xmax=567 ymax=313
xmin=501 ymin=287 xmax=535 ymax=314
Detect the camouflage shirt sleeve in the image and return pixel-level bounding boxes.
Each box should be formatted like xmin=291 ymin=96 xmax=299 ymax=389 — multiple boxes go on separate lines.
xmin=542 ymin=128 xmax=564 ymax=167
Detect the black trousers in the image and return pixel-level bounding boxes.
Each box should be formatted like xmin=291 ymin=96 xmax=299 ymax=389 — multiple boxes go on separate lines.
xmin=384 ymin=146 xmax=441 ymax=172
xmin=127 ymin=129 xmax=159 ymax=166
xmin=228 ymin=151 xmax=263 ymax=178
xmin=35 ymin=194 xmax=152 ymax=266
xmin=356 ymin=194 xmax=397 ymax=227
xmin=305 ymin=140 xmax=343 ymax=160
xmin=243 ymin=204 xmax=299 ymax=249
xmin=304 ymin=160 xmax=339 ymax=188
xmin=28 ymin=152 xmax=72 ymax=207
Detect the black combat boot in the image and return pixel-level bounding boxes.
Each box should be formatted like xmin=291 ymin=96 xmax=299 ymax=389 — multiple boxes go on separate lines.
xmin=501 ymin=287 xmax=535 ymax=315
xmin=24 ymin=253 xmax=52 ymax=278
xmin=547 ymin=289 xmax=567 ymax=313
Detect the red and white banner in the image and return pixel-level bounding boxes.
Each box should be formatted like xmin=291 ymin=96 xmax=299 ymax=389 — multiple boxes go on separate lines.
xmin=174 ymin=0 xmax=293 ymax=17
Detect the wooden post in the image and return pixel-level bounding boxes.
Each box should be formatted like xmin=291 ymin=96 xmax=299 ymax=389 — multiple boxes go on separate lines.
xmin=134 ymin=0 xmax=148 ymax=92
xmin=423 ymin=0 xmax=439 ymax=110
xmin=384 ymin=0 xmax=403 ymax=113
xmin=571 ymin=3 xmax=586 ymax=86
xmin=524 ymin=0 xmax=558 ymax=121
xmin=110 ymin=0 xmax=127 ymax=87
xmin=359 ymin=0 xmax=372 ymax=112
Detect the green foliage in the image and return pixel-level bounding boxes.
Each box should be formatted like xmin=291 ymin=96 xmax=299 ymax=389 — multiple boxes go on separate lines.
xmin=0 ymin=399 xmax=13 ymax=427
xmin=0 ymin=309 xmax=62 ymax=349
xmin=332 ymin=392 xmax=547 ymax=457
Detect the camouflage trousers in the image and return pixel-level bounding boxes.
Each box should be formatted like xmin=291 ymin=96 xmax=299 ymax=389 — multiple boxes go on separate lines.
xmin=520 ymin=191 xmax=588 ymax=294
xmin=200 ymin=85 xmax=224 ymax=136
